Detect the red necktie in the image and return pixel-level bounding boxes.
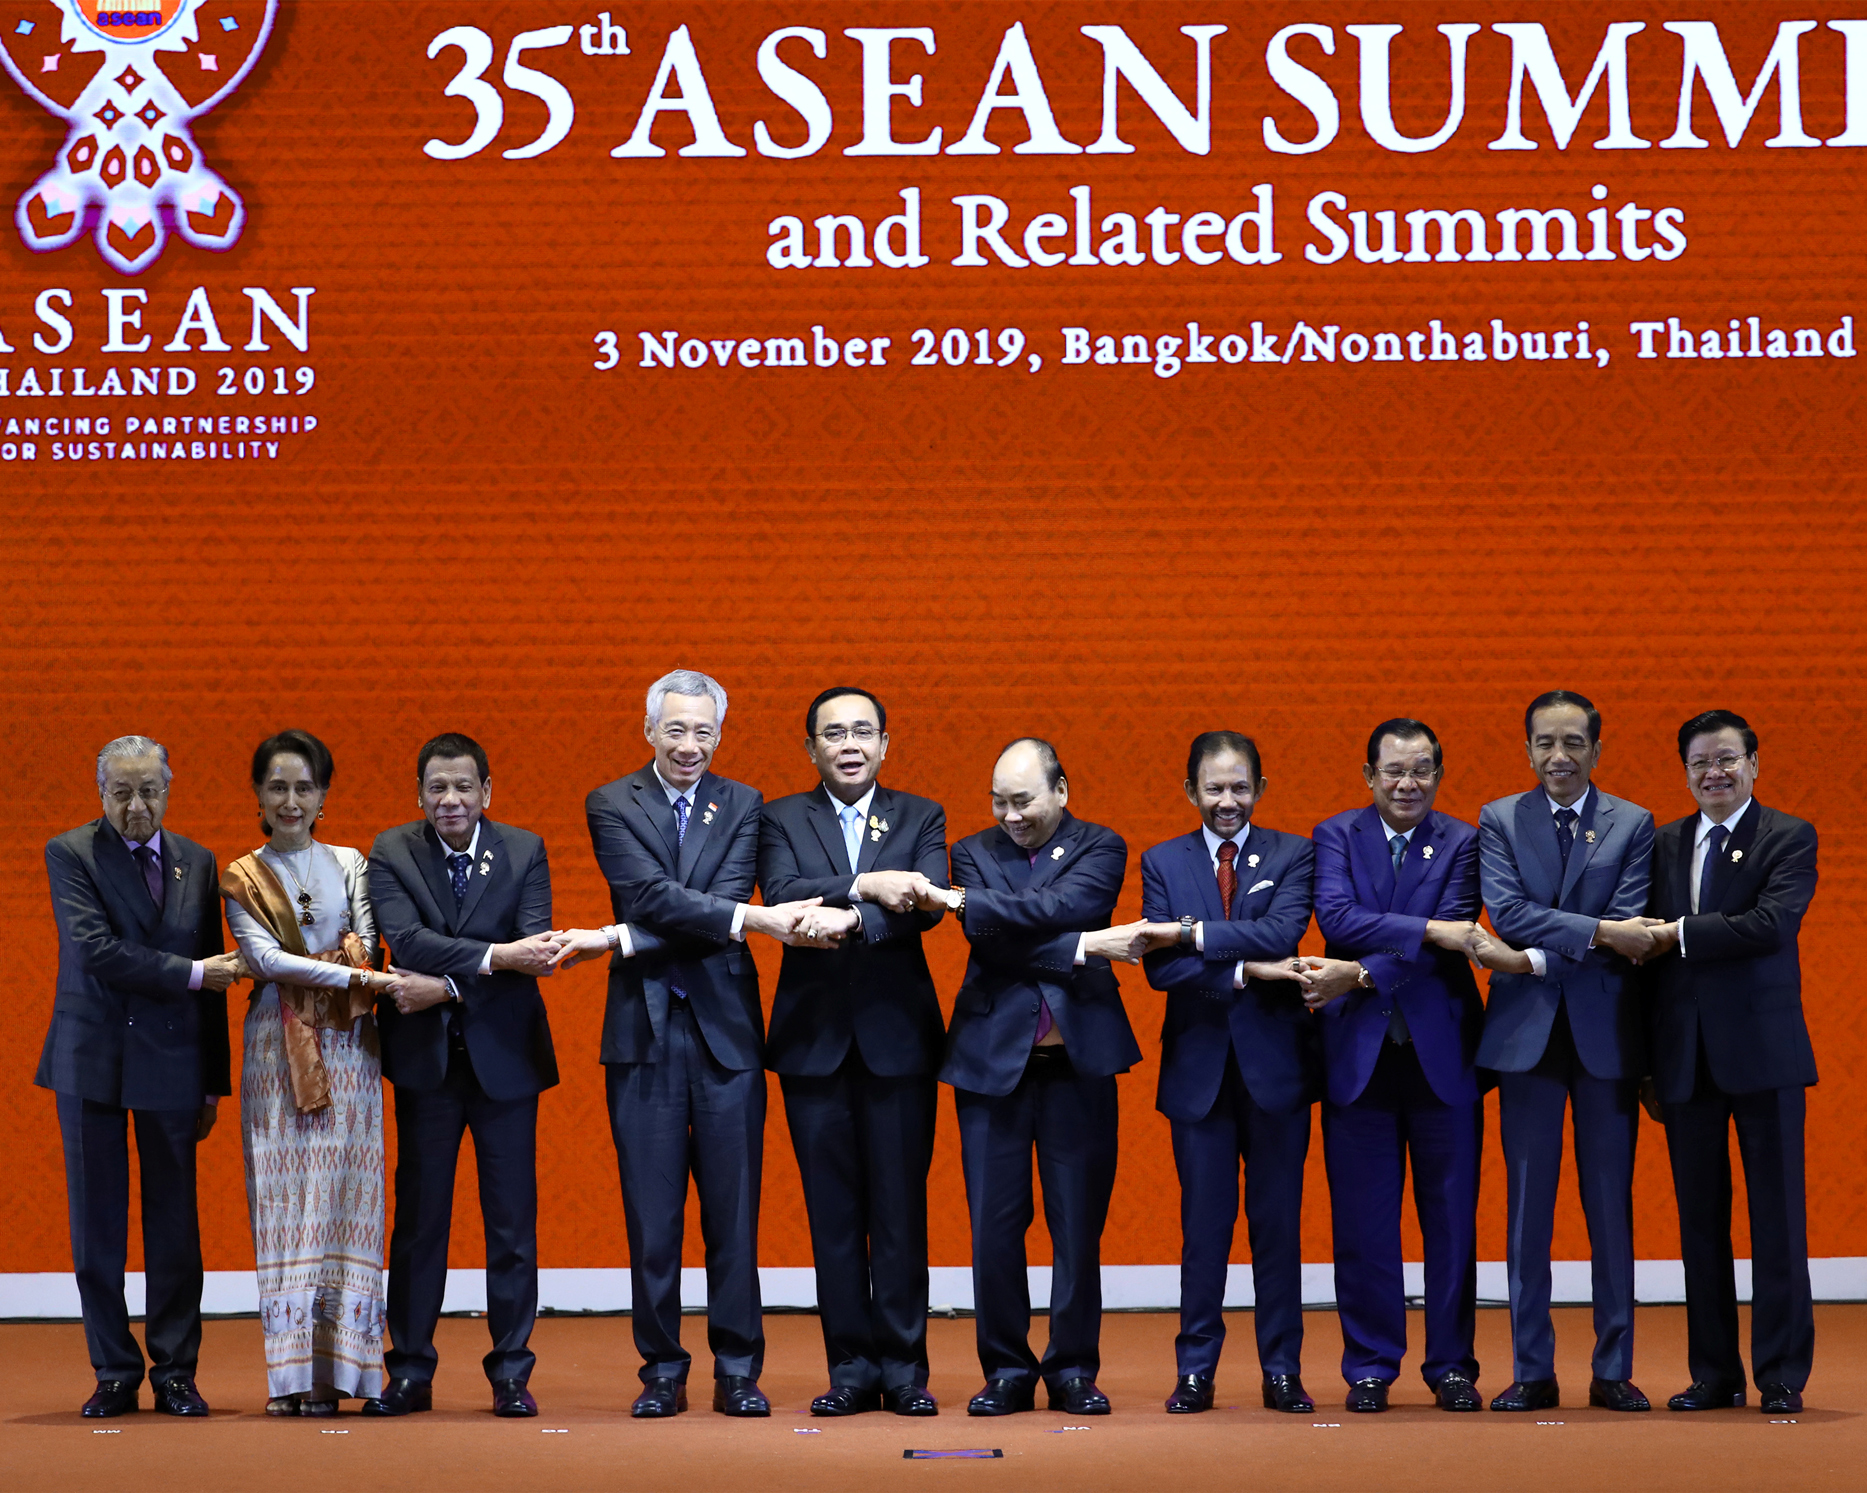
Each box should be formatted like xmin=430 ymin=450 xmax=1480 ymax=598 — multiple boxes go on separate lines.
xmin=1216 ymin=841 xmax=1238 ymax=917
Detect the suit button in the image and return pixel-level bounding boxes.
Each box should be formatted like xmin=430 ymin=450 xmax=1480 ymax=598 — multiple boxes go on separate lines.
xmin=1031 ymin=1002 xmax=1041 ymax=1013
xmin=126 ymin=1018 xmax=134 ymax=1026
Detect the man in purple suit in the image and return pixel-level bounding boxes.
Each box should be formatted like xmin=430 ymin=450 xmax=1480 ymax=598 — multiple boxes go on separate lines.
xmin=1311 ymin=719 xmax=1487 ymax=1414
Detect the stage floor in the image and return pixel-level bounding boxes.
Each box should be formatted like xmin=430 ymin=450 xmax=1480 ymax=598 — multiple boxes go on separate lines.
xmin=5 ymin=1306 xmax=1859 ymax=1492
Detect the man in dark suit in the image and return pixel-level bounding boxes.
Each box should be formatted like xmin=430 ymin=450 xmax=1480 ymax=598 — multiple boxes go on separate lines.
xmin=1637 ymin=710 xmax=1818 ymax=1415
xmin=550 ymin=669 xmax=819 ymax=1418
xmin=927 ymin=738 xmax=1148 ymax=1418
xmin=1472 ymin=692 xmax=1657 ymax=1414
xmin=364 ymin=733 xmax=563 ymax=1419
xmin=757 ymin=688 xmax=949 ymax=1417
xmin=1311 ymin=719 xmax=1487 ymax=1414
xmin=1140 ymin=730 xmax=1330 ymax=1416
xmin=37 ymin=736 xmax=245 ymax=1418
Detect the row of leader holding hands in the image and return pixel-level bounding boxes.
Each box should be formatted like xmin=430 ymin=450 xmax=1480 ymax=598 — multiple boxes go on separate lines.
xmin=43 ymin=673 xmax=1817 ymax=1426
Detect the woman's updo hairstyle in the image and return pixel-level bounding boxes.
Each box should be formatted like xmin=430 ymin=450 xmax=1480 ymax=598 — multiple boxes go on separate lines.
xmin=252 ymin=729 xmax=335 ymax=835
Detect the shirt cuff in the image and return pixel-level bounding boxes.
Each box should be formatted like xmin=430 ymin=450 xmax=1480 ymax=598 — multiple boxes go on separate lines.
xmin=1526 ymin=947 xmax=1548 ymax=979
xmin=1074 ymin=933 xmax=1087 ymax=966
xmin=1676 ymin=919 xmax=1687 ymax=958
xmin=478 ymin=945 xmax=493 ymax=976
xmin=849 ymin=877 xmax=864 ymax=902
xmin=1194 ymin=922 xmax=1204 ymax=953
xmin=731 ymin=904 xmax=748 ymax=941
xmin=1233 ymin=960 xmax=1245 ymax=989
xmin=609 ymin=923 xmax=635 ymax=959
xmin=188 ymin=960 xmax=205 ymax=991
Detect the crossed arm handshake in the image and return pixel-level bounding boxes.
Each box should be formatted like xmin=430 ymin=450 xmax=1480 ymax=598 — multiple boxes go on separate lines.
xmin=1425 ymin=915 xmax=1677 ymax=973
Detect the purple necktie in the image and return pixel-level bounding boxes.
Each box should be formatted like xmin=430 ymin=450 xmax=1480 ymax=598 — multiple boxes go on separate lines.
xmin=132 ymin=843 xmax=164 ymax=909
xmin=1030 ymin=849 xmax=1055 ymax=1043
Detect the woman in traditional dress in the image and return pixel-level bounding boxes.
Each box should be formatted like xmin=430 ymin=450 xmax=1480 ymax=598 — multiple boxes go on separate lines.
xmin=221 ymin=730 xmax=402 ymax=1416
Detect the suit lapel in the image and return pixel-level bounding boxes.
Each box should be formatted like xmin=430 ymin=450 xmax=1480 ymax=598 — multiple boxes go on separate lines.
xmin=1513 ymin=792 xmax=1563 ymax=907
xmin=629 ymin=769 xmax=679 ymax=867
xmin=415 ymin=822 xmax=461 ymax=932
xmin=1710 ymin=801 xmax=1764 ymax=912
xmin=1390 ymin=813 xmax=1435 ymax=912
xmin=806 ymin=789 xmax=852 ymax=876
xmin=1183 ymin=832 xmax=1225 ymax=921
xmin=93 ymin=821 xmax=158 ymax=936
xmin=456 ymin=820 xmax=503 ymax=927
xmin=1351 ymin=808 xmax=1396 ymax=908
xmin=990 ymin=828 xmax=1030 ymax=889
xmin=855 ymin=787 xmax=894 ymax=876
xmin=1557 ymin=791 xmax=1609 ymax=906
xmin=1673 ymin=816 xmax=1697 ymax=919
xmin=675 ymin=773 xmax=717 ymax=883
xmin=1027 ymin=814 xmax=1083 ymax=890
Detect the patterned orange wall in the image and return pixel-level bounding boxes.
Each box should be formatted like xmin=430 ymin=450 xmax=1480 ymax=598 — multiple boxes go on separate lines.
xmin=1 ymin=2 xmax=1861 ymax=1277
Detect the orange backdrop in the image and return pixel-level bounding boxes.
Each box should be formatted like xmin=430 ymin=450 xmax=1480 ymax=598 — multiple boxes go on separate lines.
xmin=2 ymin=1 xmax=1861 ymax=1279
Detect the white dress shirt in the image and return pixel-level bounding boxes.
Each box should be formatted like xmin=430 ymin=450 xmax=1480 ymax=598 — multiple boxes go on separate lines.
xmin=1524 ymin=786 xmax=1592 ymax=980
xmin=433 ymin=820 xmax=491 ymax=996
xmin=1679 ymin=795 xmax=1754 ymax=956
xmin=830 ymin=783 xmax=876 ymax=901
xmin=1191 ymin=822 xmax=1254 ymax=988
xmin=607 ymin=766 xmax=748 ymax=956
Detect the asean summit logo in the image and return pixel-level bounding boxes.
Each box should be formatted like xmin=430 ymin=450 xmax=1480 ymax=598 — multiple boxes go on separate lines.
xmin=1 ymin=1 xmax=276 ymax=274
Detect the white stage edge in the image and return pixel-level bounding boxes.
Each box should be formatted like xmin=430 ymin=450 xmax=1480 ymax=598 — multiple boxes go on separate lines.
xmin=5 ymin=1260 xmax=1865 ymax=1320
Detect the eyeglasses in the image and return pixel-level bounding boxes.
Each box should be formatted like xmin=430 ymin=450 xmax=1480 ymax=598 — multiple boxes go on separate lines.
xmin=1686 ymin=753 xmax=1749 ymax=776
xmin=1375 ymin=766 xmax=1438 ymax=784
xmin=107 ymin=786 xmax=167 ymax=804
xmin=816 ymin=725 xmax=879 ymax=745
xmin=656 ymin=725 xmax=717 ymax=746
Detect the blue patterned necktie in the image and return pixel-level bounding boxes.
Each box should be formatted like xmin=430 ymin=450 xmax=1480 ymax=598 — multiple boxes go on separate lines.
xmin=1555 ymin=807 xmax=1578 ymax=869
xmin=675 ymin=794 xmax=690 ymax=845
xmin=448 ymin=852 xmax=471 ymax=906
xmin=1385 ymin=833 xmax=1410 ymax=1044
xmin=1697 ymin=824 xmax=1729 ymax=913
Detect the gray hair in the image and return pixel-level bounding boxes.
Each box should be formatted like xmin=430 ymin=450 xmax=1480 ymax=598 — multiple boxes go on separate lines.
xmin=96 ymin=735 xmax=173 ymax=792
xmin=645 ymin=669 xmax=729 ymax=727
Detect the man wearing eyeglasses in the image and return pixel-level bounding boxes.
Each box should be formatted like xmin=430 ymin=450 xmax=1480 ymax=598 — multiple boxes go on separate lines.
xmin=757 ymin=688 xmax=951 ymax=1417
xmin=550 ymin=669 xmax=823 ymax=1419
xmin=1310 ymin=720 xmax=1487 ymax=1415
xmin=1637 ymin=711 xmax=1819 ymax=1415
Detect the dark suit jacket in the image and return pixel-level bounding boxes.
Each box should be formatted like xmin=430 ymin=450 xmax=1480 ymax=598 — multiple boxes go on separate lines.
xmin=758 ymin=784 xmax=949 ymax=1078
xmin=36 ymin=819 xmax=229 ymax=1110
xmin=940 ymin=813 xmax=1142 ymax=1096
xmin=1141 ymin=825 xmax=1319 ymax=1120
xmin=1311 ymin=805 xmax=1484 ymax=1108
xmin=368 ymin=818 xmax=559 ymax=1102
xmin=586 ymin=764 xmax=764 ymax=1071
xmin=1645 ymin=801 xmax=1818 ymax=1102
xmin=1477 ymin=787 xmax=1654 ymax=1079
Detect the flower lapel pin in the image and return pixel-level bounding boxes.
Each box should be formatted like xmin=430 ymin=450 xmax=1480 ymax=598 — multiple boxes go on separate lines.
xmin=1051 ymin=845 xmax=1066 ymax=861
xmin=1730 ymin=848 xmax=1743 ymax=863
xmin=1421 ymin=845 xmax=1435 ymax=861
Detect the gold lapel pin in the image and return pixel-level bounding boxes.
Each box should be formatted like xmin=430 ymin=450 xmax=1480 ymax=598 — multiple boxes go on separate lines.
xmin=172 ymin=865 xmax=184 ymax=880
xmin=1584 ymin=829 xmax=1597 ymax=844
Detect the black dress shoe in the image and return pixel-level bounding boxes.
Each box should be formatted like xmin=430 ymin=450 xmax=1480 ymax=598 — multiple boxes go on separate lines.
xmin=1758 ymin=1384 xmax=1803 ymax=1414
xmin=1346 ymin=1378 xmax=1390 ymax=1413
xmin=811 ymin=1385 xmax=882 ymax=1416
xmin=713 ymin=1376 xmax=770 ymax=1417
xmin=967 ymin=1378 xmax=1036 ymax=1416
xmin=1047 ymin=1377 xmax=1111 ymax=1415
xmin=1588 ymin=1379 xmax=1649 ymax=1412
xmin=1490 ymin=1379 xmax=1560 ymax=1412
xmin=631 ymin=1377 xmax=687 ymax=1418
xmin=1668 ymin=1381 xmax=1746 ymax=1411
xmin=81 ymin=1381 xmax=139 ymax=1418
xmin=152 ymin=1378 xmax=210 ymax=1417
xmin=883 ymin=1385 xmax=939 ymax=1417
xmin=1432 ymin=1371 xmax=1483 ymax=1412
xmin=492 ymin=1379 xmax=538 ymax=1417
xmin=1166 ymin=1375 xmax=1214 ymax=1414
xmin=359 ymin=1378 xmax=432 ymax=1416
xmin=1262 ymin=1374 xmax=1314 ymax=1414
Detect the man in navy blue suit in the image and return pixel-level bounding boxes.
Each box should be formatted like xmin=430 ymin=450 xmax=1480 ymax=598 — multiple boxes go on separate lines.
xmin=1470 ymin=692 xmax=1656 ymax=1414
xmin=550 ymin=669 xmax=822 ymax=1419
xmin=1311 ymin=719 xmax=1487 ymax=1414
xmin=1140 ymin=731 xmax=1344 ymax=1416
xmin=366 ymin=733 xmax=564 ymax=1419
xmin=1637 ymin=710 xmax=1819 ymax=1415
xmin=757 ymin=687 xmax=950 ymax=1418
xmin=928 ymin=738 xmax=1149 ymax=1418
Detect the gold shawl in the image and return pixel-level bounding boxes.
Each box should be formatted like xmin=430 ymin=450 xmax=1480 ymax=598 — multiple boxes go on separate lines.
xmin=222 ymin=851 xmax=378 ymax=1115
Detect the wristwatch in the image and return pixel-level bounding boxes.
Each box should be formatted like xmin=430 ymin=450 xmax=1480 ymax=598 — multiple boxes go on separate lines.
xmin=1178 ymin=915 xmax=1197 ymax=947
xmin=605 ymin=926 xmax=621 ymax=953
xmin=947 ymin=886 xmax=966 ymax=916
xmin=1355 ymin=963 xmax=1374 ymax=989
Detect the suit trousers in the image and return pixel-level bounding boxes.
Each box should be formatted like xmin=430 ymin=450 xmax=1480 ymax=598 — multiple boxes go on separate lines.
xmin=55 ymin=1091 xmax=204 ymax=1387
xmin=1171 ymin=1051 xmax=1310 ymax=1378
xmin=1323 ymin=1040 xmax=1482 ymax=1388
xmin=954 ymin=1046 xmax=1119 ymax=1389
xmin=780 ymin=1053 xmax=936 ymax=1391
xmin=1663 ymin=1040 xmax=1814 ymax=1391
xmin=606 ymin=1000 xmax=765 ymax=1383
xmin=1497 ymin=1000 xmax=1639 ymax=1383
xmin=385 ymin=1040 xmax=540 ymax=1386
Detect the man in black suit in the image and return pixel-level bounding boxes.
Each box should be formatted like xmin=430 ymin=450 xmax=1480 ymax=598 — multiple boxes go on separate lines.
xmin=551 ymin=669 xmax=819 ymax=1418
xmin=37 ymin=736 xmax=245 ymax=1418
xmin=927 ymin=738 xmax=1149 ymax=1418
xmin=758 ymin=688 xmax=950 ymax=1417
xmin=364 ymin=733 xmax=563 ymax=1419
xmin=1637 ymin=710 xmax=1819 ymax=1415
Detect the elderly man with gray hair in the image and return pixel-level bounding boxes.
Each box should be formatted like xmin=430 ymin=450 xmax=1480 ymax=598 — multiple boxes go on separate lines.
xmin=36 ymin=736 xmax=246 ymax=1419
xmin=552 ymin=670 xmax=823 ymax=1418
